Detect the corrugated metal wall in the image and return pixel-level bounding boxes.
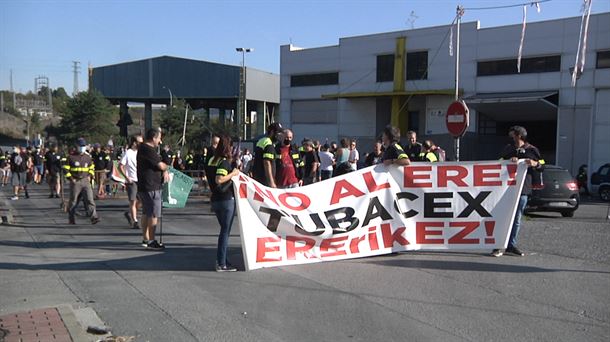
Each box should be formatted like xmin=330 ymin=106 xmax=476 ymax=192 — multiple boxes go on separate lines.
xmin=92 ymin=56 xmax=244 ymax=100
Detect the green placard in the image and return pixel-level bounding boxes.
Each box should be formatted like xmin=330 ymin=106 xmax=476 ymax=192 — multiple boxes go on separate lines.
xmin=162 ymin=167 xmax=194 ymax=208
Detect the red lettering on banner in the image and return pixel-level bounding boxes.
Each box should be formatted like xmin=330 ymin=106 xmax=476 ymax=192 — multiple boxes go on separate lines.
xmin=329 ymin=180 xmax=366 ymax=205
xmin=473 ymin=164 xmax=502 ymax=187
xmin=278 ymin=192 xmax=311 ymax=211
xmin=404 ymin=166 xmax=433 ymax=188
xmin=252 ymin=183 xmax=279 ymax=205
xmin=506 ymin=164 xmax=518 ymax=186
xmin=256 ymin=237 xmax=282 ymax=262
xmin=437 ymin=165 xmax=468 ymax=187
xmin=285 ymin=236 xmax=316 ymax=260
xmin=368 ymin=226 xmax=379 ymax=251
xmin=363 ymin=171 xmax=391 ymax=192
xmin=320 ymin=236 xmax=349 ymax=257
xmin=448 ymin=222 xmax=479 ymax=244
xmin=484 ymin=221 xmax=496 ymax=244
xmin=239 ymin=182 xmax=247 ymax=199
xmin=416 ymin=222 xmax=444 ymax=244
xmin=380 ymin=223 xmax=410 ymax=247
xmin=349 ymin=235 xmax=367 ymax=254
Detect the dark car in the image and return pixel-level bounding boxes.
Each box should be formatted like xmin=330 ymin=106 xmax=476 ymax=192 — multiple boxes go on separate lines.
xmin=526 ymin=165 xmax=580 ymax=217
xmin=590 ymin=163 xmax=610 ymax=201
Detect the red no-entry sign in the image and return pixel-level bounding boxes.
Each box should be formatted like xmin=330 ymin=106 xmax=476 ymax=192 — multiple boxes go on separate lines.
xmin=446 ymin=100 xmax=469 ymax=138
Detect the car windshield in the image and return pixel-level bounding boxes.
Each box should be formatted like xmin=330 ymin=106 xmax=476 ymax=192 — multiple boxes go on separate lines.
xmin=543 ymin=169 xmax=573 ymax=182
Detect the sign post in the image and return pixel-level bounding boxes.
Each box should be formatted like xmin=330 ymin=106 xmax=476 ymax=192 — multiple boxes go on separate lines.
xmin=446 ymin=100 xmax=469 ymax=161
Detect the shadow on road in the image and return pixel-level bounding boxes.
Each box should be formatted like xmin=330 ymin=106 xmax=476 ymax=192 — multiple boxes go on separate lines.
xmin=366 ymin=258 xmax=610 ymax=274
xmin=0 ymin=245 xmax=244 ymax=272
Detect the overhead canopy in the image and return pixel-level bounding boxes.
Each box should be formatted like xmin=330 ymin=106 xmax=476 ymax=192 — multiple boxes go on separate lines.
xmin=464 ymin=91 xmax=558 ymax=121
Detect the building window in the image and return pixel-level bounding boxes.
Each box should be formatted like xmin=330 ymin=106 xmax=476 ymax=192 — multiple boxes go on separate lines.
xmin=376 ymin=54 xmax=394 ymax=82
xmin=478 ymin=113 xmax=496 ymax=135
xmin=597 ymin=50 xmax=610 ymax=69
xmin=408 ymin=110 xmax=419 ymax=132
xmin=477 ymin=55 xmax=561 ymax=76
xmin=291 ymin=100 xmax=338 ymax=124
xmin=290 ymin=72 xmax=338 ymax=87
xmin=406 ymin=51 xmax=428 ymax=80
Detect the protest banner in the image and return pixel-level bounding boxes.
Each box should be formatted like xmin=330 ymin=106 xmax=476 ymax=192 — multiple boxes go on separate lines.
xmin=162 ymin=167 xmax=194 ymax=208
xmin=233 ymin=161 xmax=527 ymax=271
xmin=110 ymin=161 xmax=127 ymax=183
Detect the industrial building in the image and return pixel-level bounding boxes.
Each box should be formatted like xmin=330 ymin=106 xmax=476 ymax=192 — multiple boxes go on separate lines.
xmin=279 ymin=12 xmax=610 ymax=175
xmin=91 ymin=55 xmax=279 ymax=139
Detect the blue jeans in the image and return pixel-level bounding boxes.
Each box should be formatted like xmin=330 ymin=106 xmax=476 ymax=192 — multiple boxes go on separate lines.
xmin=508 ymin=195 xmax=528 ymax=248
xmin=321 ymin=170 xmax=332 ymax=180
xmin=211 ymin=199 xmax=235 ymax=266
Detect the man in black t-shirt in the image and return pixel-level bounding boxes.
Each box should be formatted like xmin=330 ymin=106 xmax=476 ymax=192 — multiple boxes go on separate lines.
xmin=301 ymin=139 xmax=319 ymax=185
xmin=252 ymin=122 xmax=282 ymax=187
xmin=365 ymin=142 xmax=384 ymax=167
xmin=404 ymin=130 xmax=424 ymax=161
xmin=44 ymin=144 xmax=63 ymax=198
xmin=381 ymin=126 xmax=411 ymax=166
xmin=492 ymin=125 xmax=544 ymax=258
xmin=137 ymin=129 xmax=169 ymax=250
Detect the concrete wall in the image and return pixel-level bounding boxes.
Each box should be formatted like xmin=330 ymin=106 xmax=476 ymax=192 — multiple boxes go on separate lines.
xmin=246 ymin=68 xmax=280 ymax=103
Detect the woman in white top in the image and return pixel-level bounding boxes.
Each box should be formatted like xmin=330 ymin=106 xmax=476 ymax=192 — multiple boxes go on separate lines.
xmin=318 ymin=144 xmax=335 ymax=180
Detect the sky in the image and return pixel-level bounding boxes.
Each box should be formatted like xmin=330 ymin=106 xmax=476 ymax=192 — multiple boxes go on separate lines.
xmin=1 ymin=0 xmax=608 ymax=94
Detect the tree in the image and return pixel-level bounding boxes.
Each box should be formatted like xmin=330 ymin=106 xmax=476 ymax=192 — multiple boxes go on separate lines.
xmin=158 ymin=100 xmax=238 ymax=152
xmin=56 ymin=90 xmax=118 ymax=145
xmin=52 ymin=87 xmax=69 ymax=99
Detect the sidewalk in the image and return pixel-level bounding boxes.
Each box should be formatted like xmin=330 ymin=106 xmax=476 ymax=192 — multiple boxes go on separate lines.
xmin=0 ymin=182 xmax=216 ymax=342
xmin=1 ymin=307 xmax=74 ymax=342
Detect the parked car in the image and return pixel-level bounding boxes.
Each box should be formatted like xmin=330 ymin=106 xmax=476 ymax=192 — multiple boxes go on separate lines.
xmin=590 ymin=163 xmax=610 ymax=201
xmin=526 ymin=165 xmax=579 ymax=217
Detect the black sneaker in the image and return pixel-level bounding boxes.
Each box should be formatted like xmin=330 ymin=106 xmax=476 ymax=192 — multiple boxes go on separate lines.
xmin=215 ymin=264 xmax=237 ymax=272
xmin=146 ymin=240 xmax=165 ymax=250
xmin=49 ymin=194 xmax=54 ymax=198
xmin=506 ymin=246 xmax=525 ymax=256
xmin=25 ymin=191 xmax=30 ymax=199
xmin=141 ymin=240 xmax=148 ymax=247
xmin=91 ymin=216 xmax=101 ymax=225
xmin=132 ymin=221 xmax=140 ymax=230
xmin=491 ymin=249 xmax=503 ymax=257
xmin=123 ymin=211 xmax=132 ymax=226
xmin=55 ymin=193 xmax=60 ymax=198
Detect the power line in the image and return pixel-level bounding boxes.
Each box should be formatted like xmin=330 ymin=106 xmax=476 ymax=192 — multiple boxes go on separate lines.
xmin=463 ymin=0 xmax=552 ymax=11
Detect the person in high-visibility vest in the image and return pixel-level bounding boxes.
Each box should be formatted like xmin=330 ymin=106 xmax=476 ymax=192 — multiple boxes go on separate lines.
xmin=420 ymin=141 xmax=439 ymax=162
xmin=64 ymin=138 xmax=100 ymax=225
xmin=381 ymin=125 xmax=411 ymax=166
xmin=252 ymin=122 xmax=282 ymax=187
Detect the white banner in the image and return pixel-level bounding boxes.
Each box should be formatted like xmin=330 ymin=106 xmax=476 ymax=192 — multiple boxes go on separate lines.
xmin=233 ymin=161 xmax=527 ymax=271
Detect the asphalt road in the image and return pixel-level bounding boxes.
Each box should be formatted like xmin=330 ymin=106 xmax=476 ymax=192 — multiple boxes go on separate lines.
xmin=1 ymin=183 xmax=609 ymax=342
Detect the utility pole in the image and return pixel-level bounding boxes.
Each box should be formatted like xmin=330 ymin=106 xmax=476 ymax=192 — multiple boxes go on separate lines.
xmin=236 ymin=47 xmax=253 ymax=140
xmin=10 ymin=69 xmax=16 ymax=108
xmin=454 ymin=5 xmax=464 ymax=161
xmin=72 ymin=61 xmax=81 ymax=96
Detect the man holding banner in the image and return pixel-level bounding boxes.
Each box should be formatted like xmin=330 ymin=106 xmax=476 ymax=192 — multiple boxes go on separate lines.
xmin=137 ymin=129 xmax=169 ymax=250
xmin=492 ymin=125 xmax=544 ymax=257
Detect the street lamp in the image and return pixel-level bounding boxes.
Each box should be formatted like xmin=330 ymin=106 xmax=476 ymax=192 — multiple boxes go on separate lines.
xmin=236 ymin=47 xmax=253 ymax=139
xmin=162 ymin=86 xmax=173 ymax=108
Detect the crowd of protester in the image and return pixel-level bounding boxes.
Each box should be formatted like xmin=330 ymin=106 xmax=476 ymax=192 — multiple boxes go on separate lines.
xmin=1 ymin=123 xmax=543 ymax=270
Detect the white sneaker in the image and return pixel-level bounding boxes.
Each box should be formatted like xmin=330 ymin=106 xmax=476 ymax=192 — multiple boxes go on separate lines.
xmin=11 ymin=196 xmax=18 ymax=200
